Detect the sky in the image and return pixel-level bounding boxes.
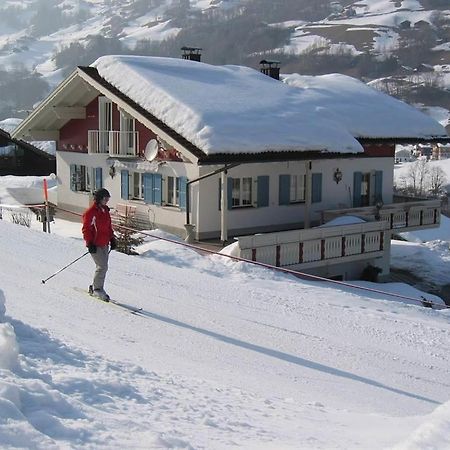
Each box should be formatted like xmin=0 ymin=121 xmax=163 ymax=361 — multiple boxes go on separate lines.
xmin=1 ymin=175 xmax=450 ymax=449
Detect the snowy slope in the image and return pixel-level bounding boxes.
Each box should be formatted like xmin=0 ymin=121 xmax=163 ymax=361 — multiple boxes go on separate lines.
xmin=1 ymin=191 xmax=450 ymax=447
xmin=276 ymin=0 xmax=449 ymax=57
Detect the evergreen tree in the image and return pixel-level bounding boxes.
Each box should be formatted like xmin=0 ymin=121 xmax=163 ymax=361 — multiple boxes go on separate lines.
xmin=114 ymin=208 xmax=144 ymax=255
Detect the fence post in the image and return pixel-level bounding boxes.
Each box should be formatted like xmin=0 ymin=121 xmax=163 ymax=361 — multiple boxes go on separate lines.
xmin=43 ymin=178 xmax=51 ymax=234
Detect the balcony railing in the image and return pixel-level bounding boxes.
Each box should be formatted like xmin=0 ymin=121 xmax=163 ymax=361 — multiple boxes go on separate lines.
xmin=88 ymin=130 xmax=139 ymax=157
xmin=236 ymin=221 xmax=387 ymax=270
xmin=322 ymin=199 xmax=441 ymax=232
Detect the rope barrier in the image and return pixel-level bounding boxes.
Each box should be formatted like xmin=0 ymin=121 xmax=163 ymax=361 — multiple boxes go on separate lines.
xmin=0 ymin=203 xmax=46 ymax=209
xmin=50 ymin=205 xmax=450 ymax=310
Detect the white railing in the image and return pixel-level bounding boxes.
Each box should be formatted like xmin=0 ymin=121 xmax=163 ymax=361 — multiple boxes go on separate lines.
xmin=322 ymin=199 xmax=441 ymax=232
xmin=237 ymin=221 xmax=387 ymax=269
xmin=88 ymin=130 xmax=139 ymax=157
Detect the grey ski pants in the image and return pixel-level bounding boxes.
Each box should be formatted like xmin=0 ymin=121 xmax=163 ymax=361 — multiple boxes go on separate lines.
xmin=90 ymin=246 xmax=109 ymax=290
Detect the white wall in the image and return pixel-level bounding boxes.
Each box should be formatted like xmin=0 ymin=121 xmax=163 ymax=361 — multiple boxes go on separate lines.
xmin=57 ymin=151 xmax=112 ymax=213
xmin=57 ymin=151 xmax=394 ymax=240
xmin=57 ymin=152 xmax=200 ymax=236
xmin=195 ymin=157 xmax=394 ymax=239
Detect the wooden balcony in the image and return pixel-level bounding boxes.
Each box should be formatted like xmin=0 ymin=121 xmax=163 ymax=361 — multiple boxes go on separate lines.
xmin=236 ymin=220 xmax=387 ymax=270
xmin=322 ymin=199 xmax=441 ymax=233
xmin=88 ymin=130 xmax=139 ymax=157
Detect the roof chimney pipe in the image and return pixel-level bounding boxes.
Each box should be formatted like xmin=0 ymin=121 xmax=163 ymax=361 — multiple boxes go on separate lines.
xmin=259 ymin=59 xmax=280 ymax=80
xmin=181 ymin=46 xmax=202 ymax=62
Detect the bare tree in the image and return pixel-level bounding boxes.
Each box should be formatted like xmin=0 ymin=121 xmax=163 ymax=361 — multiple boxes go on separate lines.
xmin=429 ymin=165 xmax=447 ymax=196
xmin=407 ymin=158 xmax=429 ymax=196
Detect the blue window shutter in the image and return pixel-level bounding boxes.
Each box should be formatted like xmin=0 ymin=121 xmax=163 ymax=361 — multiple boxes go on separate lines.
xmin=143 ymin=173 xmax=154 ymax=203
xmin=353 ymin=172 xmax=362 ymax=207
xmin=311 ymin=173 xmax=322 ymax=203
xmin=95 ymin=167 xmax=102 ymax=189
xmin=121 ymin=170 xmax=129 ymax=200
xmin=279 ymin=174 xmax=290 ymax=205
xmin=227 ymin=177 xmax=233 ymax=210
xmin=257 ymin=176 xmax=269 ymax=207
xmin=70 ymin=164 xmax=76 ymax=191
xmin=375 ymin=171 xmax=383 ymax=203
xmin=153 ymin=174 xmax=162 ymax=205
xmin=179 ymin=176 xmax=187 ymax=211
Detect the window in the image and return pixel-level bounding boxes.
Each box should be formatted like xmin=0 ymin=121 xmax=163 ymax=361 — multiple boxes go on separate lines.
xmin=353 ymin=171 xmax=383 ymax=207
xmin=99 ymin=97 xmax=113 ymax=131
xmin=290 ymin=174 xmax=305 ymax=202
xmin=166 ymin=176 xmax=180 ymax=206
xmin=232 ymin=177 xmax=253 ymax=207
xmin=120 ymin=111 xmax=136 ymax=155
xmin=133 ymin=172 xmax=143 ymax=199
xmin=70 ymin=165 xmax=88 ymax=191
xmin=279 ymin=174 xmax=309 ymax=205
xmin=99 ymin=97 xmax=113 ymax=153
xmin=92 ymin=167 xmax=103 ymax=191
xmin=360 ymin=173 xmax=370 ymax=206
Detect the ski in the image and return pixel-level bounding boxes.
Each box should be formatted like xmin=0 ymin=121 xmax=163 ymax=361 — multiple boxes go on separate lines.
xmin=73 ymin=287 xmax=144 ymax=315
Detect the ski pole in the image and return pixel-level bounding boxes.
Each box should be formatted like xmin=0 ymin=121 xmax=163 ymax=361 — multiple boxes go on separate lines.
xmin=41 ymin=251 xmax=89 ymax=284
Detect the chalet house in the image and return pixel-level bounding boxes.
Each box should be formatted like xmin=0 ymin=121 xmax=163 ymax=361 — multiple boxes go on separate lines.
xmin=13 ymin=55 xmax=448 ymax=280
xmin=0 ymin=128 xmax=55 ymax=176
xmin=433 ymin=143 xmax=450 ymax=160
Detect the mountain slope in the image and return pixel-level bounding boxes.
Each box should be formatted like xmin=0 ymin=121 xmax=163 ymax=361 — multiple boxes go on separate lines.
xmin=0 ymin=0 xmax=448 ymax=125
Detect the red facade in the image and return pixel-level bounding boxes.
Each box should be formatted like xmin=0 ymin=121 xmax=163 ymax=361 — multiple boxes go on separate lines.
xmin=362 ymin=143 xmax=395 ymax=157
xmin=59 ymin=96 xmax=158 ymax=157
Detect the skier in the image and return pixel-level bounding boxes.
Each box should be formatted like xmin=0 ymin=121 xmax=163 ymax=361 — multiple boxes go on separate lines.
xmin=82 ymin=188 xmax=117 ymax=301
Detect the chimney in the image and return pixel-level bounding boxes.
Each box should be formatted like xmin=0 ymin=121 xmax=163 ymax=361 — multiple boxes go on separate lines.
xmin=259 ymin=59 xmax=280 ymax=80
xmin=181 ymin=46 xmax=202 ymax=62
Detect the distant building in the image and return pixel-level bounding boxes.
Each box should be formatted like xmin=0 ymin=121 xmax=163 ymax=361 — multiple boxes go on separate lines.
xmin=433 ymin=143 xmax=450 ymax=160
xmin=417 ymin=144 xmax=433 ymax=160
xmin=395 ymin=145 xmax=415 ymax=163
xmin=0 ymin=128 xmax=55 ymax=176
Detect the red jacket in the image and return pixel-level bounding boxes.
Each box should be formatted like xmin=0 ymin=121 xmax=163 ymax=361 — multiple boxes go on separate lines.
xmin=82 ymin=203 xmax=114 ymax=247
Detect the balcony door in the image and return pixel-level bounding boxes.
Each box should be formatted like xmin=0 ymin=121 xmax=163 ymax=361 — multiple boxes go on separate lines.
xmin=353 ymin=171 xmax=383 ymax=207
xmin=98 ymin=97 xmax=113 ymax=153
xmin=120 ymin=111 xmax=136 ymax=156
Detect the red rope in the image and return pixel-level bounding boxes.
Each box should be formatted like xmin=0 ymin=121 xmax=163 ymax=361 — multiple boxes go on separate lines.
xmin=54 ymin=205 xmax=449 ymax=310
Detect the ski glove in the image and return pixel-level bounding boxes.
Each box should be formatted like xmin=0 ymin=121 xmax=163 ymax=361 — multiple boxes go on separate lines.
xmin=110 ymin=237 xmax=117 ymax=251
xmin=87 ymin=243 xmax=97 ymax=254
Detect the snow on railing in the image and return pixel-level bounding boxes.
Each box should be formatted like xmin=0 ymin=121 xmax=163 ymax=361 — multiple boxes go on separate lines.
xmin=323 ymin=199 xmax=440 ymax=232
xmin=237 ymin=221 xmax=387 ymax=269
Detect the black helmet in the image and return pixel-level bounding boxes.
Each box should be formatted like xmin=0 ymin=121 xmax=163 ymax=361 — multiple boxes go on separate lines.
xmin=93 ymin=188 xmax=111 ymax=203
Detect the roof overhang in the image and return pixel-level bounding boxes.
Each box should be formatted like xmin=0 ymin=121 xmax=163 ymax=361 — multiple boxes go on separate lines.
xmin=358 ymin=136 xmax=450 ymax=145
xmin=76 ymin=67 xmax=204 ymax=164
xmin=12 ymin=67 xmax=205 ymax=164
xmin=12 ymin=70 xmax=97 ymax=142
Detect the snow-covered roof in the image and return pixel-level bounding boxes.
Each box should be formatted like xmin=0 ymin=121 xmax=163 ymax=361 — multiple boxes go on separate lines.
xmin=92 ymin=55 xmax=364 ymax=155
xmin=0 ymin=118 xmax=22 ymax=134
xmin=282 ymin=73 xmax=447 ymax=141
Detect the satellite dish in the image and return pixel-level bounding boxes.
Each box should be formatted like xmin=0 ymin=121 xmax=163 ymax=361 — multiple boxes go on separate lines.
xmin=144 ymin=139 xmax=159 ymax=161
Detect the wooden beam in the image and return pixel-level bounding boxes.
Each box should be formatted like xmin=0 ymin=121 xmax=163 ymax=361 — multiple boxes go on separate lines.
xmin=27 ymin=130 xmax=60 ymax=141
xmin=52 ymin=106 xmax=86 ymax=120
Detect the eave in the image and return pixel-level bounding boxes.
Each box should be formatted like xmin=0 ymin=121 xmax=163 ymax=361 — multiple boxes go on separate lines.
xmin=76 ymin=66 xmax=205 ymax=164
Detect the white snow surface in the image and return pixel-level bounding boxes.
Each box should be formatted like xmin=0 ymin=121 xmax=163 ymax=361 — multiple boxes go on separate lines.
xmin=0 ymin=176 xmax=450 ymax=448
xmin=0 ymin=118 xmax=22 ymax=134
xmin=92 ymin=55 xmax=364 ymax=154
xmin=282 ymin=73 xmax=447 ymax=139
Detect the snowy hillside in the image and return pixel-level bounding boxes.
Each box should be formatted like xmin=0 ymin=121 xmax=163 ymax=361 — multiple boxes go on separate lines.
xmin=0 ymin=0 xmax=448 ymax=122
xmin=1 ymin=176 xmax=450 ymax=448
xmin=0 ymin=0 xmax=243 ymax=77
